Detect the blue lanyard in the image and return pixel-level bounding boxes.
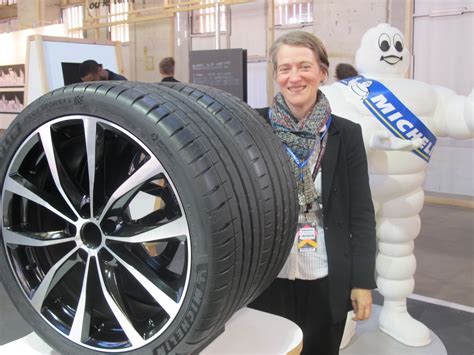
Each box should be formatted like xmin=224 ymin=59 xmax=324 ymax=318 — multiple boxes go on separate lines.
xmin=284 ymin=115 xmax=332 ymax=181
xmin=320 ymin=114 xmax=332 ymax=140
xmin=285 ymin=145 xmax=313 ymax=170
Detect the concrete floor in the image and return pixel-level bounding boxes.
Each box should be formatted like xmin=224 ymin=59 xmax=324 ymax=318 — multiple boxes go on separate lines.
xmin=415 ymin=203 xmax=474 ymax=307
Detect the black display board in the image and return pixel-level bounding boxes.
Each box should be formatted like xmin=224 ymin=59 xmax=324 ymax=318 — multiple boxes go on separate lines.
xmin=189 ymin=48 xmax=247 ymax=102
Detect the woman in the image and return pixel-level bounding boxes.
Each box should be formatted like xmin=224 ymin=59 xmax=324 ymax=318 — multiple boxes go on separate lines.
xmin=248 ymin=31 xmax=376 ymax=355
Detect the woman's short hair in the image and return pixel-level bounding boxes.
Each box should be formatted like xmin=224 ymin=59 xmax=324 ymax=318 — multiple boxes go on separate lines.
xmin=270 ymin=31 xmax=329 ymax=77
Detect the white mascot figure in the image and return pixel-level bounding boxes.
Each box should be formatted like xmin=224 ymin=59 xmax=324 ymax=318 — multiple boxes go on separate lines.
xmin=322 ymin=23 xmax=473 ymax=347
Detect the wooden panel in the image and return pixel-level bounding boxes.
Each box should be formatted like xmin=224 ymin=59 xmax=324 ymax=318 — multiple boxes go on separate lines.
xmin=0 ymin=5 xmax=17 ymax=20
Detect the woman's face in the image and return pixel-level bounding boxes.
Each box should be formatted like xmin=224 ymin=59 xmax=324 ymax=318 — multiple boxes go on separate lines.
xmin=276 ymin=44 xmax=326 ymax=118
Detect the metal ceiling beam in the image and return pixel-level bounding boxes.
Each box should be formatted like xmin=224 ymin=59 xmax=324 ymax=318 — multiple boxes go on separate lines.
xmin=71 ymin=0 xmax=250 ymax=31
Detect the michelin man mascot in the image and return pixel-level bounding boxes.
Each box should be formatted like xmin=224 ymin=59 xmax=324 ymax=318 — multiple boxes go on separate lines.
xmin=322 ymin=23 xmax=473 ymax=347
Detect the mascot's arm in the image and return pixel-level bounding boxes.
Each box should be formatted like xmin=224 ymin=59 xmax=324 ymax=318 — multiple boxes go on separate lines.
xmin=322 ymin=83 xmax=372 ymax=151
xmin=433 ymin=86 xmax=474 ymax=139
xmin=369 ymin=131 xmax=423 ymax=151
xmin=321 ymin=83 xmax=357 ymax=119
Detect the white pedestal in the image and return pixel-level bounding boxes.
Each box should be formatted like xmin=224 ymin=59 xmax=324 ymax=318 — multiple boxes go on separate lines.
xmin=0 ymin=307 xmax=303 ymax=355
xmin=202 ymin=307 xmax=303 ymax=354
xmin=0 ymin=305 xmax=449 ymax=355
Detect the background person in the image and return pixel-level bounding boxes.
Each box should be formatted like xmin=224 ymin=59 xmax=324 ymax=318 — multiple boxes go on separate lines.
xmin=248 ymin=31 xmax=376 ymax=355
xmin=335 ymin=62 xmax=359 ymax=80
xmin=79 ymin=60 xmax=127 ymax=82
xmin=159 ymin=57 xmax=179 ymax=82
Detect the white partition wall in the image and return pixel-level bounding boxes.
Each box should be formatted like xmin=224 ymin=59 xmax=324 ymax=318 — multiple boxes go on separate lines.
xmin=26 ymin=36 xmax=123 ymax=104
xmin=413 ymin=0 xmax=474 ymax=196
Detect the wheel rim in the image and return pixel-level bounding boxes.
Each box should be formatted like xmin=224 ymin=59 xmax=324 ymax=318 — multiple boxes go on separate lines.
xmin=1 ymin=116 xmax=191 ymax=352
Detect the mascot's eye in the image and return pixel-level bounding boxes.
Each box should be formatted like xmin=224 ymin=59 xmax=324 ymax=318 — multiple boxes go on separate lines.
xmin=378 ymin=33 xmax=391 ymax=52
xmin=393 ymin=34 xmax=404 ymax=52
xmin=380 ymin=41 xmax=390 ymax=51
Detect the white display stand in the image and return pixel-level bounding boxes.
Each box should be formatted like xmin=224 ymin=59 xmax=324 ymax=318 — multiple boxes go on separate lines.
xmin=25 ymin=35 xmax=124 ymax=105
xmin=202 ymin=308 xmax=302 ymax=354
xmin=0 ymin=308 xmax=303 ymax=355
xmin=0 ymin=305 xmax=449 ymax=355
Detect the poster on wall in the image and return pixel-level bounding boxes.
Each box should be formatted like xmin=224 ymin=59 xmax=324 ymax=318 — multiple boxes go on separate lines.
xmin=0 ymin=91 xmax=24 ymax=113
xmin=0 ymin=64 xmax=26 ymax=88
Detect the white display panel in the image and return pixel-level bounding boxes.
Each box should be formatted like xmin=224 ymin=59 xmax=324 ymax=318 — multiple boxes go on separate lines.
xmin=26 ymin=36 xmax=121 ymax=104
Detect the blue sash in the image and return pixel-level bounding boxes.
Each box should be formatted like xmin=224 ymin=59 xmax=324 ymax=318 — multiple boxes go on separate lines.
xmin=340 ymin=75 xmax=436 ymax=162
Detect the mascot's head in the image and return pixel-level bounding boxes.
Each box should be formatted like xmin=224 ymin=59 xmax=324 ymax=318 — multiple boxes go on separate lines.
xmin=355 ymin=23 xmax=410 ymax=78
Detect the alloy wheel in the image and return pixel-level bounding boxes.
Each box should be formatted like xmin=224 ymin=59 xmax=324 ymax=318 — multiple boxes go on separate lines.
xmin=1 ymin=115 xmax=191 ymax=351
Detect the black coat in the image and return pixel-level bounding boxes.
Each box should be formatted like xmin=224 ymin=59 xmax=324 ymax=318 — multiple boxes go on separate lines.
xmin=106 ymin=69 xmax=127 ymax=81
xmin=161 ymin=76 xmax=179 ymax=82
xmin=257 ymin=108 xmax=377 ymax=322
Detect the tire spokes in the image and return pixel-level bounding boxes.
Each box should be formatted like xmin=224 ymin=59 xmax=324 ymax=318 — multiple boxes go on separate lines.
xmin=69 ymin=255 xmax=91 ymax=343
xmin=105 ymin=246 xmax=180 ymax=317
xmin=83 ymin=118 xmax=98 ymax=219
xmin=94 ymin=256 xmax=146 ymax=347
xmin=3 ymin=229 xmax=76 ymax=247
xmin=106 ymin=216 xmax=188 ymax=244
xmin=38 ymin=125 xmax=81 ymax=220
xmin=31 ymin=247 xmax=80 ymax=311
xmin=4 ymin=175 xmax=77 ymax=225
xmin=99 ymin=158 xmax=166 ymax=223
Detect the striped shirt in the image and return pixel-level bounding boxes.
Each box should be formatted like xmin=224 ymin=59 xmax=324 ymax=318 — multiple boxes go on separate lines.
xmin=277 ymin=168 xmax=328 ymax=280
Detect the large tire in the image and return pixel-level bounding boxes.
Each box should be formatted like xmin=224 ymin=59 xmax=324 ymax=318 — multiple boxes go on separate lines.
xmin=0 ymin=82 xmax=298 ymax=354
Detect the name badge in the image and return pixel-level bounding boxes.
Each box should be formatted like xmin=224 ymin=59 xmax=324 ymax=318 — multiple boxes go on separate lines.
xmin=297 ymin=222 xmax=318 ymax=252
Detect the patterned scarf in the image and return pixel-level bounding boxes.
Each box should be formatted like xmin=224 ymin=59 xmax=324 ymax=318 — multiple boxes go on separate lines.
xmin=270 ymin=90 xmax=331 ymax=207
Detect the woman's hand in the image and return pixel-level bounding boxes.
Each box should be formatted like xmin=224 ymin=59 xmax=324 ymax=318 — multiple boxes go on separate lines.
xmin=351 ymin=288 xmax=373 ymax=321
